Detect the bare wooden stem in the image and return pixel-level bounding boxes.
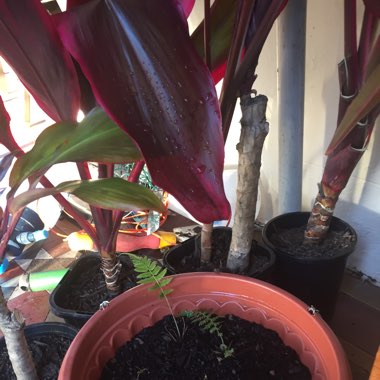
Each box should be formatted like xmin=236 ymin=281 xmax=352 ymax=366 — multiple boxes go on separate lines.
xmin=227 ymin=94 xmax=269 ymax=273
xmin=0 ymin=288 xmax=38 ymax=380
xmin=200 ymin=223 xmax=213 ymax=264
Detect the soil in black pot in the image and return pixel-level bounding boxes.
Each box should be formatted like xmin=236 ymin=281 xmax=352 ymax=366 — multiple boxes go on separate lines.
xmin=58 ymin=255 xmax=138 ymax=314
xmin=0 ymin=333 xmax=72 ymax=380
xmin=270 ymin=226 xmax=356 ymax=258
xmin=168 ymin=228 xmax=272 ymax=277
xmin=101 ymin=313 xmax=311 ymax=380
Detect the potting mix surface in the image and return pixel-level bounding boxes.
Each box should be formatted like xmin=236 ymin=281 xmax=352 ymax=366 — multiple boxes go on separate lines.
xmin=270 ymin=226 xmax=356 ymax=258
xmin=101 ymin=313 xmax=311 ymax=380
xmin=58 ymin=255 xmax=137 ymax=313
xmin=168 ymin=228 xmax=271 ymax=276
xmin=0 ymin=334 xmax=72 ymax=380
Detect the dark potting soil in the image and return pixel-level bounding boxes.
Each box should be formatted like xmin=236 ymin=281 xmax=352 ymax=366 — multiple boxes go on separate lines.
xmin=59 ymin=255 xmax=138 ymax=313
xmin=270 ymin=226 xmax=356 ymax=258
xmin=101 ymin=313 xmax=311 ymax=380
xmin=170 ymin=229 xmax=271 ymax=276
xmin=0 ymin=334 xmax=72 ymax=380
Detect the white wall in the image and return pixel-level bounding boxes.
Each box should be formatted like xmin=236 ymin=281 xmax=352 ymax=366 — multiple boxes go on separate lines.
xmin=194 ymin=1 xmax=380 ymax=284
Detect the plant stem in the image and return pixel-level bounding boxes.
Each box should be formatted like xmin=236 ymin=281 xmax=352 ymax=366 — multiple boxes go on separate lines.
xmin=155 ymin=280 xmax=180 ymax=338
xmin=204 ymin=0 xmax=211 ymax=69
xmin=0 ymin=288 xmax=38 ymax=380
xmin=227 ymin=94 xmax=268 ymax=273
xmin=100 ymin=250 xmax=121 ymax=295
xmin=200 ymin=223 xmax=213 ymax=264
xmin=0 ymin=208 xmax=24 ymax=261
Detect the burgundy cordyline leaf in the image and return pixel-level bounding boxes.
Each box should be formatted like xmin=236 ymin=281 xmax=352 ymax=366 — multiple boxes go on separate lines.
xmin=67 ymin=0 xmax=92 ymax=10
xmin=67 ymin=0 xmax=195 ymax=17
xmin=57 ymin=0 xmax=230 ymax=223
xmin=364 ymin=0 xmax=380 ymax=17
xmin=0 ymin=97 xmax=20 ymax=154
xmin=178 ymin=0 xmax=195 ymax=17
xmin=0 ymin=0 xmax=80 ymax=122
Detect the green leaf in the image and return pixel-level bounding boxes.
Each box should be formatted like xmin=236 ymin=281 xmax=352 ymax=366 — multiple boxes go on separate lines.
xmin=158 ymin=277 xmax=172 ymax=288
xmin=139 ymin=278 xmax=157 ymax=285
xmin=9 ymin=178 xmax=165 ymax=214
xmin=191 ymin=0 xmax=236 ymax=83
xmin=10 ymin=107 xmax=141 ymax=189
xmin=149 ymin=283 xmax=161 ymax=291
xmin=151 ymin=265 xmax=162 ymax=277
xmin=136 ymin=272 xmax=153 ymax=280
xmin=326 ymin=62 xmax=380 ymax=154
xmin=159 ymin=289 xmax=173 ymax=297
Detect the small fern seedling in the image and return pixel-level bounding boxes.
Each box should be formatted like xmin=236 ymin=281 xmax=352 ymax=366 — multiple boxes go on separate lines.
xmin=181 ymin=310 xmax=234 ymax=360
xmin=127 ymin=254 xmax=180 ymax=337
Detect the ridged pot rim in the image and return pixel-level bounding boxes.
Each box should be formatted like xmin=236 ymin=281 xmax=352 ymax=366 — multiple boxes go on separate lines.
xmin=59 ymin=272 xmax=351 ymax=380
xmin=262 ymin=211 xmax=357 ymax=262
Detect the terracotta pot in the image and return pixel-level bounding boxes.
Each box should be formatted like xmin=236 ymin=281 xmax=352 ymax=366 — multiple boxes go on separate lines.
xmin=59 ymin=273 xmax=351 ymax=380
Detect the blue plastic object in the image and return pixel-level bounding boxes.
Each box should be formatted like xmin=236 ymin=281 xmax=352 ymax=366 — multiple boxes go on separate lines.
xmin=15 ymin=229 xmax=49 ymax=244
xmin=0 ymin=257 xmax=9 ymax=275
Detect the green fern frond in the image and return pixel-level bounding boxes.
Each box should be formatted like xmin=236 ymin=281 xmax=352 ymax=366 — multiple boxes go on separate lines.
xmin=185 ymin=310 xmax=223 ymax=336
xmin=159 ymin=289 xmax=173 ymax=297
xmin=127 ymin=253 xmax=180 ymax=338
xmin=127 ymin=254 xmax=170 ymax=290
xmin=183 ymin=310 xmax=234 ymax=359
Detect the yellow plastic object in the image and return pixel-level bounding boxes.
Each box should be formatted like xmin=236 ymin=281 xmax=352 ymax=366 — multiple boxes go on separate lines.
xmin=156 ymin=231 xmax=177 ymax=248
xmin=67 ymin=231 xmax=95 ymax=252
xmin=67 ymin=230 xmax=176 ymax=252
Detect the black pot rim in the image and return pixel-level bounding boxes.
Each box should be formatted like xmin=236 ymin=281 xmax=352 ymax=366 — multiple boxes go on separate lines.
xmin=262 ymin=211 xmax=357 ymax=262
xmin=163 ymin=226 xmax=276 ymax=278
xmin=0 ymin=322 xmax=78 ymax=344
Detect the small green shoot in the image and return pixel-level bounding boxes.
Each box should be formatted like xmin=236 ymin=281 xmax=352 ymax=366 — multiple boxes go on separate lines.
xmin=181 ymin=310 xmax=234 ymax=360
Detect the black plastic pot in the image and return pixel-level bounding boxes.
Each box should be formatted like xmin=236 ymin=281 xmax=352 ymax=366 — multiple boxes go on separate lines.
xmin=21 ymin=321 xmax=78 ymax=340
xmin=262 ymin=212 xmax=357 ymax=320
xmin=0 ymin=322 xmax=78 ymax=378
xmin=50 ymin=254 xmax=101 ymax=328
xmin=49 ymin=253 xmax=131 ymax=328
xmin=163 ymin=227 xmax=275 ymax=280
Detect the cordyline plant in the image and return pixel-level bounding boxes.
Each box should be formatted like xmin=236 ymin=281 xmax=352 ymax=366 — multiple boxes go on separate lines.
xmin=304 ymin=0 xmax=380 ymax=243
xmin=0 ymin=0 xmax=234 ymax=378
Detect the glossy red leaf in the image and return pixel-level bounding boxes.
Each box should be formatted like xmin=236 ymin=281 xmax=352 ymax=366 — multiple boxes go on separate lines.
xmin=67 ymin=0 xmax=92 ymax=10
xmin=0 ymin=0 xmax=80 ymax=122
xmin=179 ymin=0 xmax=195 ymax=18
xmin=56 ymin=0 xmax=230 ymax=223
xmin=67 ymin=0 xmax=195 ymax=17
xmin=364 ymin=0 xmax=380 ymax=17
